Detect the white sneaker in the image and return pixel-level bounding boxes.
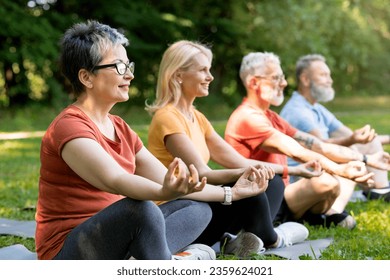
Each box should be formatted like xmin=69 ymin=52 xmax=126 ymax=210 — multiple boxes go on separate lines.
xmin=221 ymin=231 xmax=265 ymax=258
xmin=173 ymin=244 xmax=216 ymax=260
xmin=274 ymin=222 xmax=309 ymax=248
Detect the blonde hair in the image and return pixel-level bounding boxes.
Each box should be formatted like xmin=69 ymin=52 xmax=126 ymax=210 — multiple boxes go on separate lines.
xmin=145 ymin=40 xmax=212 ymax=114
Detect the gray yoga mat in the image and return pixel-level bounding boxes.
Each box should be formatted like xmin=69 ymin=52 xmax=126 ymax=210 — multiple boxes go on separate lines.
xmin=0 ymin=244 xmax=37 ymax=260
xmin=349 ymin=190 xmax=368 ymax=202
xmin=0 ymin=218 xmax=333 ymax=260
xmin=264 ymin=238 xmax=333 ymax=260
xmin=213 ymin=237 xmax=333 ymax=260
xmin=0 ymin=218 xmax=36 ymax=238
xmin=0 ymin=239 xmax=333 ymax=260
xmin=0 ymin=218 xmax=37 ymax=260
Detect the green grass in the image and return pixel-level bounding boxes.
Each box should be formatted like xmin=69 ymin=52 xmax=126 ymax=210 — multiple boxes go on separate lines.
xmin=0 ymin=95 xmax=389 ymax=259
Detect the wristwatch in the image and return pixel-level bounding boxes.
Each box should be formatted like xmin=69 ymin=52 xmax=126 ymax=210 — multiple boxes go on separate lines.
xmin=362 ymin=154 xmax=368 ymax=164
xmin=221 ymin=186 xmax=232 ymax=205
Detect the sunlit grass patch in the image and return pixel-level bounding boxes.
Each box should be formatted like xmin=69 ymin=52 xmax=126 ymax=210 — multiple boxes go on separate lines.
xmin=0 ymin=96 xmax=389 ymax=259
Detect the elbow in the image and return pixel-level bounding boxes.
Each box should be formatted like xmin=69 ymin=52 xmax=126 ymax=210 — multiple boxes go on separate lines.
xmin=102 ymin=173 xmax=128 ymax=195
xmin=190 ymin=164 xmax=212 ymax=179
xmin=198 ymin=169 xmax=211 ymax=179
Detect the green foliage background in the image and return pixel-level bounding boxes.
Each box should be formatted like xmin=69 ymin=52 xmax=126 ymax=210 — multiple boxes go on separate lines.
xmin=1 ymin=1 xmax=389 ymax=260
xmin=0 ymin=0 xmax=390 ymax=111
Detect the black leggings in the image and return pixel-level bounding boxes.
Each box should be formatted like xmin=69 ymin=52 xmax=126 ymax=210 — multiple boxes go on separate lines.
xmin=53 ymin=198 xmax=212 ymax=260
xmin=194 ymin=175 xmax=285 ymax=247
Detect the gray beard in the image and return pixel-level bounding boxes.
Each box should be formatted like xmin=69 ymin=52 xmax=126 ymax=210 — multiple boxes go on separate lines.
xmin=310 ymin=82 xmax=335 ymax=103
xmin=271 ymin=94 xmax=284 ymax=107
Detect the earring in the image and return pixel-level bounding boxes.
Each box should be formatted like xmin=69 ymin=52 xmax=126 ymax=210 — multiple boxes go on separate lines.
xmin=178 ymin=80 xmax=182 ymax=84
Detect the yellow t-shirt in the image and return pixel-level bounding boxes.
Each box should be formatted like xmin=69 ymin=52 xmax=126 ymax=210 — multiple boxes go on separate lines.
xmin=148 ymin=104 xmax=214 ymax=168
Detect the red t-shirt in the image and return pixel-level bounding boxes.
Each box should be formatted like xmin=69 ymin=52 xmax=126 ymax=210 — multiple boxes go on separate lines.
xmin=225 ymin=98 xmax=297 ymax=185
xmin=35 ymin=105 xmax=143 ymax=259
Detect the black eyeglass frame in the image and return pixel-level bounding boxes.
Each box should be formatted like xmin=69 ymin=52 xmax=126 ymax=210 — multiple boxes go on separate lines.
xmin=92 ymin=61 xmax=135 ymax=75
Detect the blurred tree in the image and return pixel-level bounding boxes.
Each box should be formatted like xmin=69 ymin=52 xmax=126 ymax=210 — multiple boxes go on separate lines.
xmin=0 ymin=0 xmax=389 ymax=110
xmin=0 ymin=0 xmax=62 ymax=107
xmin=237 ymin=0 xmax=390 ymax=97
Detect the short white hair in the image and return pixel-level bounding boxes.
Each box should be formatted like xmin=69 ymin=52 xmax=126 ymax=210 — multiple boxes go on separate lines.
xmin=239 ymin=52 xmax=280 ymax=85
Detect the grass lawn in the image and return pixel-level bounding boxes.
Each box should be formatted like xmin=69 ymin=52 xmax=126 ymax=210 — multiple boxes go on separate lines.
xmin=0 ymin=95 xmax=389 ymax=259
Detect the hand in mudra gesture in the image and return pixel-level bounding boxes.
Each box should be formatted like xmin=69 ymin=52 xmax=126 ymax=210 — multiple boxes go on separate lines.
xmin=162 ymin=158 xmax=206 ymax=199
xmin=232 ymin=165 xmax=275 ymax=200
xmin=295 ymin=160 xmax=323 ymax=178
xmin=366 ymin=151 xmax=390 ymax=171
xmin=351 ymin=125 xmax=376 ymax=144
xmin=340 ymin=161 xmax=374 ymax=188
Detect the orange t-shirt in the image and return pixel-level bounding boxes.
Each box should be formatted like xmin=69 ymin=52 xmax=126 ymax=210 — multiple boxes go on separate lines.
xmin=148 ymin=104 xmax=214 ymax=168
xmin=35 ymin=105 xmax=143 ymax=259
xmin=225 ymin=98 xmax=297 ymax=185
xmin=147 ymin=104 xmax=214 ymax=205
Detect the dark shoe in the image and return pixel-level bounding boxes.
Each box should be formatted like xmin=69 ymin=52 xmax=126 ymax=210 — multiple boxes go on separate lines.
xmin=363 ymin=186 xmax=390 ymax=202
xmin=299 ymin=211 xmax=325 ymax=226
xmin=300 ymin=211 xmax=356 ymax=230
xmin=324 ymin=211 xmax=356 ymax=230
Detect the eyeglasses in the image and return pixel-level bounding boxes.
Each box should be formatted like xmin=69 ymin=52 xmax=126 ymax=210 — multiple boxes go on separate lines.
xmin=93 ymin=61 xmax=135 ymax=75
xmin=254 ymin=74 xmax=285 ymax=83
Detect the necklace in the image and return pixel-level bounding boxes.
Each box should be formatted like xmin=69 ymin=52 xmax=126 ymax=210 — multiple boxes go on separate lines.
xmin=174 ymin=102 xmax=194 ymax=122
xmin=178 ymin=108 xmax=194 ymax=122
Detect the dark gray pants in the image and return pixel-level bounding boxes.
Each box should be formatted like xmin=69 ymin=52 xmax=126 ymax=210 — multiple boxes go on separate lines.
xmin=53 ymin=198 xmax=212 ymax=260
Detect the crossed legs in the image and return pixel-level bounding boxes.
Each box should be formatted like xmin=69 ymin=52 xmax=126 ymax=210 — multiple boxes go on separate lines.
xmin=284 ymin=172 xmax=340 ymax=220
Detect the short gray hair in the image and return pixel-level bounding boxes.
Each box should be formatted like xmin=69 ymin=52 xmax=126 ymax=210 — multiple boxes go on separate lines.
xmin=60 ymin=20 xmax=129 ymax=96
xmin=239 ymin=52 xmax=281 ymax=86
xmin=295 ymin=54 xmax=325 ymax=83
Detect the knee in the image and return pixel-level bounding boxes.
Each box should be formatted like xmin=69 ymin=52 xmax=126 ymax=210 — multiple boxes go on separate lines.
xmin=354 ymin=137 xmax=383 ymax=153
xmin=199 ymin=202 xmax=213 ymax=222
xmin=140 ymin=201 xmax=165 ymax=223
xmin=312 ymin=173 xmax=340 ymax=199
xmin=188 ymin=201 xmax=212 ymax=224
xmin=161 ymin=199 xmax=212 ymax=227
xmin=122 ymin=198 xmax=165 ymax=227
xmin=241 ymin=192 xmax=268 ymax=209
xmin=371 ymin=137 xmax=383 ymax=151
